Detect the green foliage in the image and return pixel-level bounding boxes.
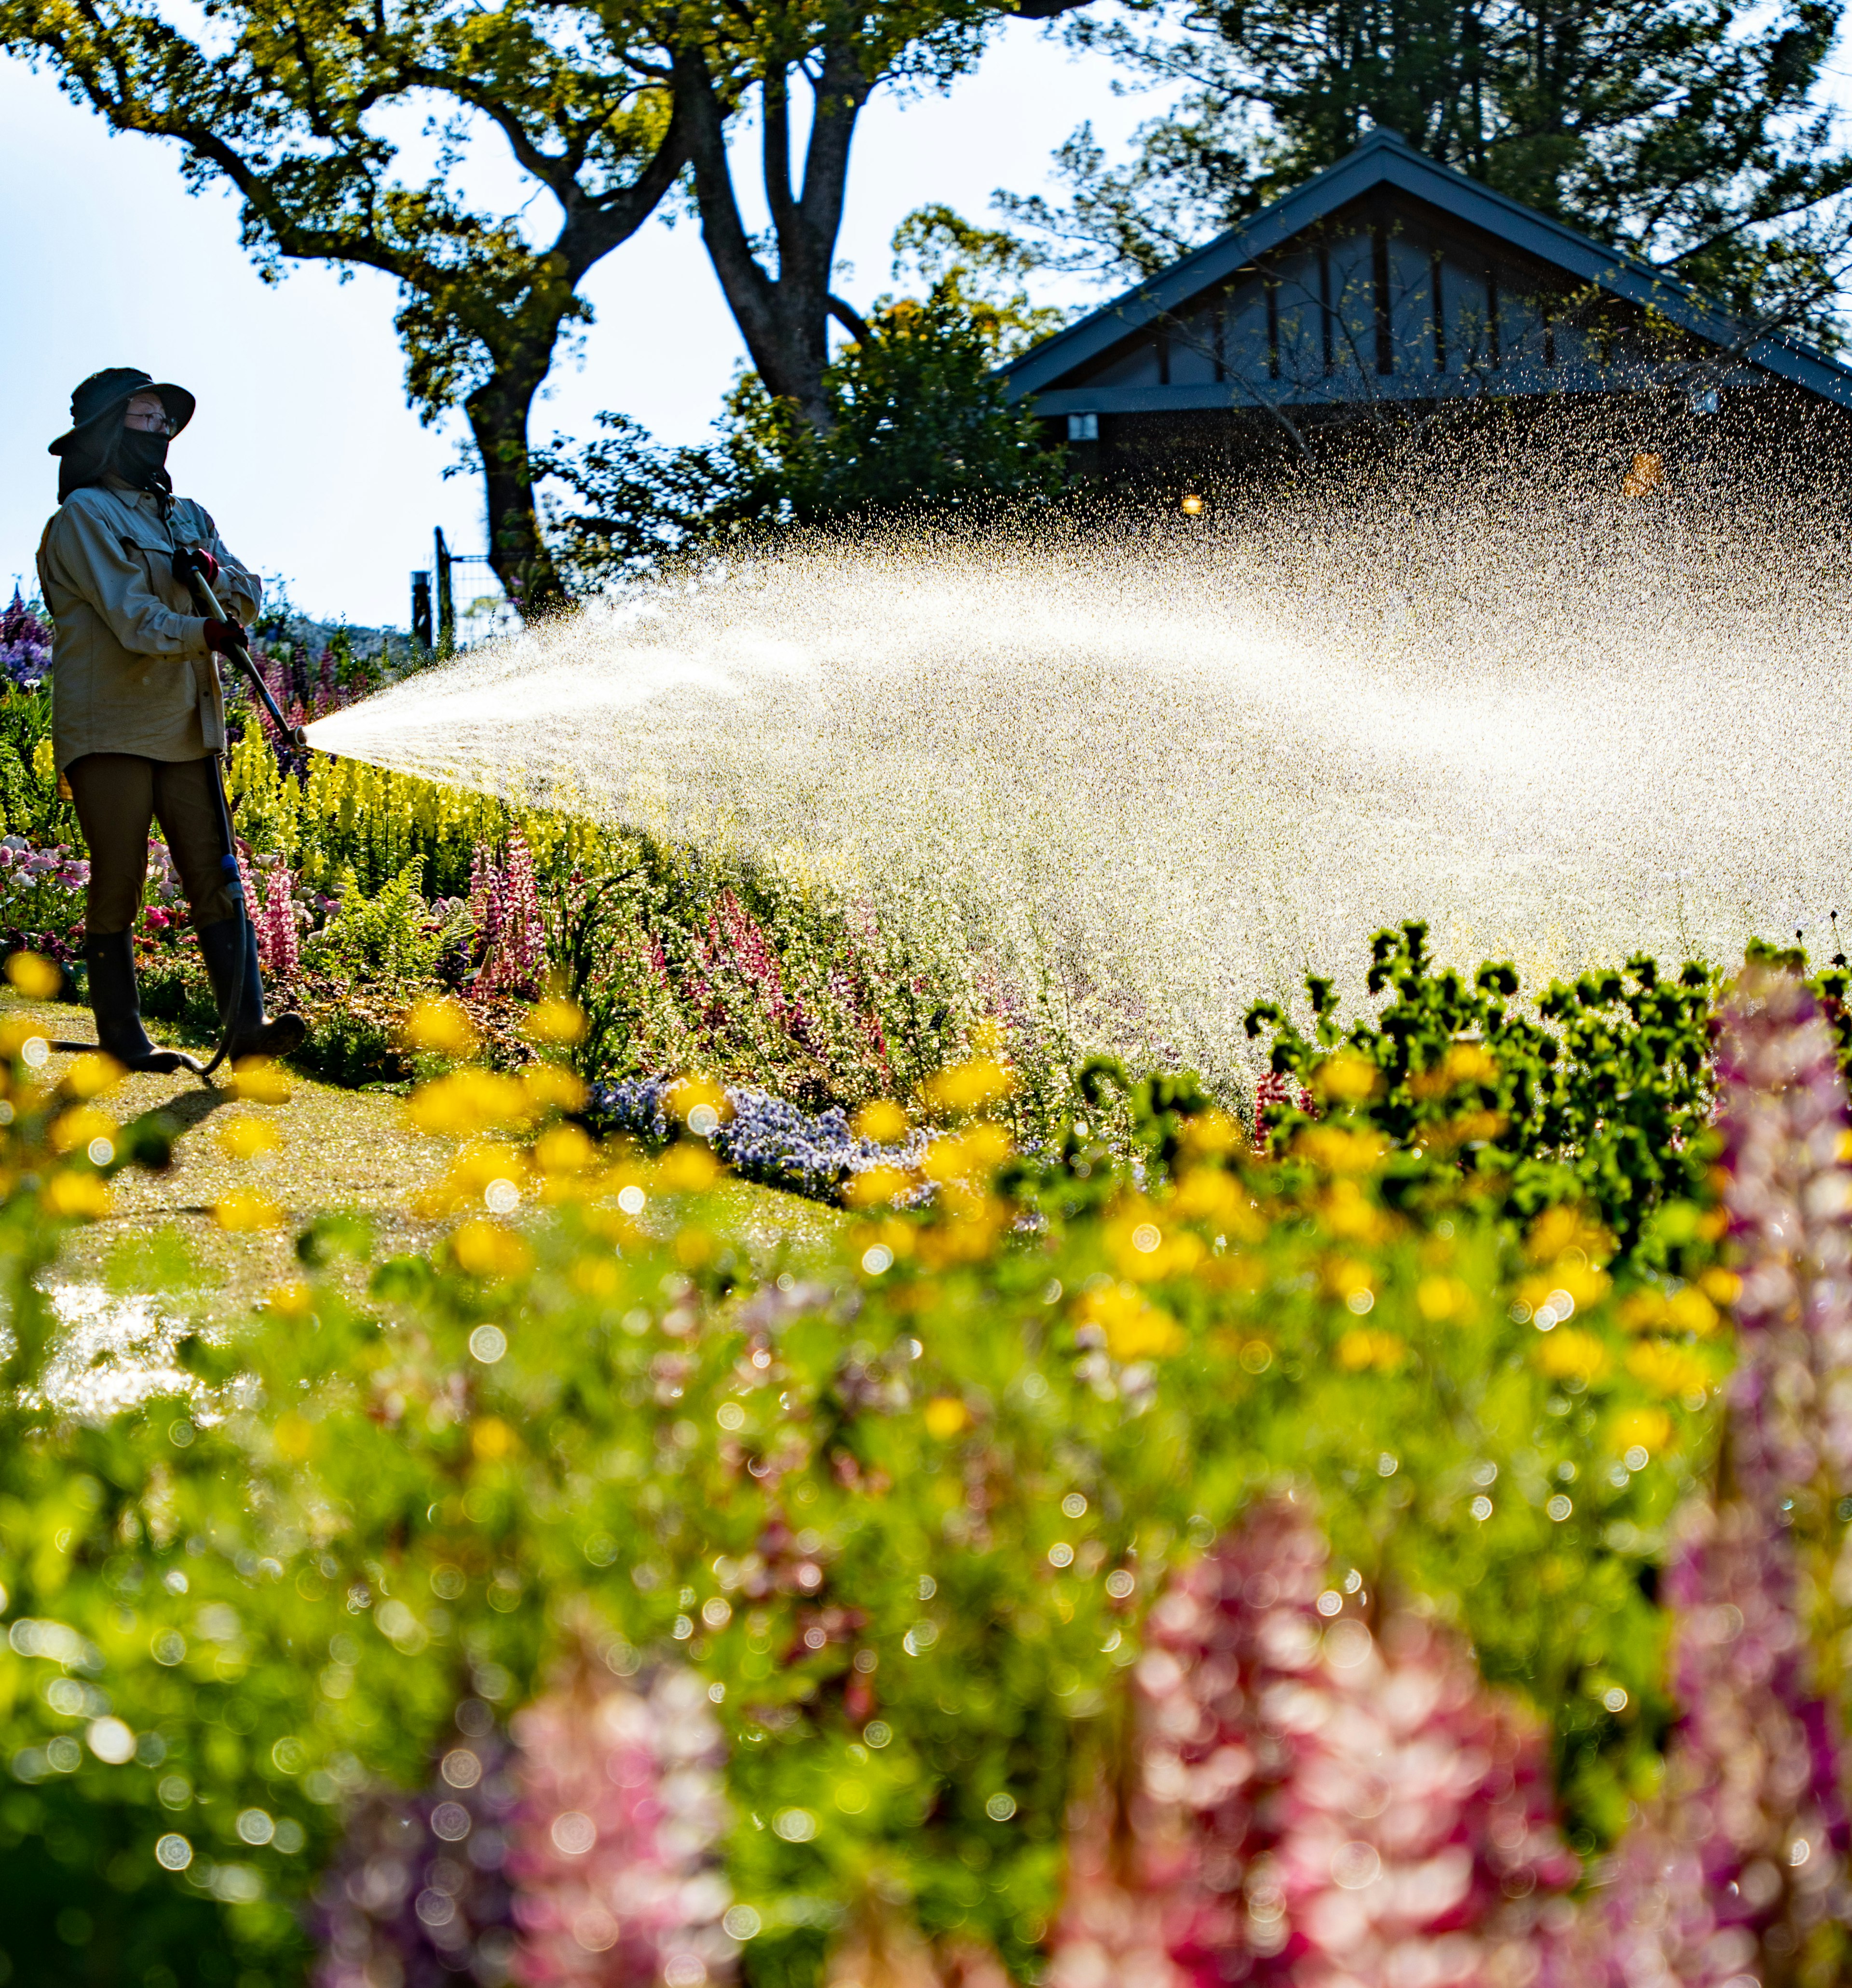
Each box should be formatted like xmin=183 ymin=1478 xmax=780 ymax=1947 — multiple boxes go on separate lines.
xmin=1004 ymin=0 xmax=1852 ymax=334
xmin=1245 ymin=920 xmax=1718 ymax=1271
xmin=726 ymin=283 xmax=1068 ymax=524
xmin=541 ymin=274 xmax=1064 ymax=589
xmin=305 ymin=861 xmax=462 ymax=984
xmin=0 ymin=688 xmax=79 ymax=846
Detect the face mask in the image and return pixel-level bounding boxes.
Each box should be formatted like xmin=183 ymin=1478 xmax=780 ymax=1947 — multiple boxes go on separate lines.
xmin=117 ymin=426 xmax=171 ymax=493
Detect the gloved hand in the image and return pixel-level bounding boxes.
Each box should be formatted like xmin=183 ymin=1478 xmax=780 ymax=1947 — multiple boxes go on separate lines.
xmin=173 ymin=546 xmax=221 ymax=590
xmin=202 ymin=617 xmax=246 ymax=656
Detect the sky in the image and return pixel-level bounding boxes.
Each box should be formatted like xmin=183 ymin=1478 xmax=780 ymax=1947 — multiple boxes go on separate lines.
xmin=0 ymin=22 xmax=1154 ymax=630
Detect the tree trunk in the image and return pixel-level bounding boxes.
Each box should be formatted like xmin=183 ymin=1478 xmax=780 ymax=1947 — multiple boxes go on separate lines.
xmin=676 ymin=37 xmax=872 ymax=433
xmin=466 ymin=375 xmax=567 ymax=620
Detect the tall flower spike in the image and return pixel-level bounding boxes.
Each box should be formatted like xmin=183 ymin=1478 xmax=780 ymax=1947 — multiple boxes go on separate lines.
xmin=261 ymin=863 xmax=301 ymax=984
xmin=1715 ymin=962 xmax=1852 ymax=1521
xmin=1601 ymin=962 xmax=1852 ymax=1980
xmin=1121 ymin=1499 xmax=1580 ymax=1988
xmin=504 ymin=1653 xmax=733 ymax=1988
xmin=313 ymin=1715 xmax=520 ymax=1988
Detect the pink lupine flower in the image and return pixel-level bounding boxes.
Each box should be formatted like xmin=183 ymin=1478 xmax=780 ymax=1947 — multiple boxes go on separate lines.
xmin=470 ymin=842 xmax=503 ymax=966
xmin=260 ymin=863 xmax=301 ymax=984
xmin=473 ymin=833 xmax=544 ymax=995
xmin=232 ymin=840 xmax=257 ymax=922
xmin=1107 ymin=1499 xmax=1580 ymax=1988
xmin=1714 ymin=962 xmax=1852 ymax=1517
xmin=1596 ymin=962 xmax=1852 ymax=1979
xmin=504 ymin=1655 xmax=733 ymax=1988
xmin=717 ymin=891 xmax=787 ymax=1027
xmin=1599 ymin=1497 xmax=1840 ymax=1984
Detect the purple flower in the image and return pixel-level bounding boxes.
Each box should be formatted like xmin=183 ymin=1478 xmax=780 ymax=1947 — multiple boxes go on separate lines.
xmin=312 ymin=1712 xmax=520 ymax=1988
xmin=0 ymin=586 xmax=51 ymax=687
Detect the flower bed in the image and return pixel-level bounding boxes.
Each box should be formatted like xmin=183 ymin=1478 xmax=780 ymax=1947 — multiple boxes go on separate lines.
xmin=0 ymin=943 xmax=1844 ymax=1986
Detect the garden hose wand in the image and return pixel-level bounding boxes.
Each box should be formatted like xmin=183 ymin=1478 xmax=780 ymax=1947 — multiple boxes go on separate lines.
xmin=43 ymin=570 xmax=309 ymax=1077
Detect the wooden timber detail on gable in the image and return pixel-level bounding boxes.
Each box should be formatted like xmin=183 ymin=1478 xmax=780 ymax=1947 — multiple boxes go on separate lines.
xmin=1004 ymin=131 xmax=1852 ymax=419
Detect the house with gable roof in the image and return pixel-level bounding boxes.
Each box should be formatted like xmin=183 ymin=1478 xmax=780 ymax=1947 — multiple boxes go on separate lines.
xmin=1001 ymin=128 xmax=1852 ymax=475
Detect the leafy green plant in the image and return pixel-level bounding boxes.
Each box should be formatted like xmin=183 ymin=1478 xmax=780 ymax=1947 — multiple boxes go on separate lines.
xmin=1246 ymin=920 xmax=1718 ymax=1271
xmin=304 ymin=861 xmax=463 ymax=986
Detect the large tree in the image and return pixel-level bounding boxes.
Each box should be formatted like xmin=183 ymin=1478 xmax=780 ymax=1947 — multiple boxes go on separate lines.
xmin=671 ymin=0 xmax=1089 ymax=437
xmin=997 ymin=0 xmax=1852 ymax=338
xmin=0 ymin=0 xmax=710 ymax=611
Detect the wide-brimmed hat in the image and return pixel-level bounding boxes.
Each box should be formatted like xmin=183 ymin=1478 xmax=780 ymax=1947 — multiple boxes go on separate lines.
xmin=48 ymin=367 xmax=195 ymax=457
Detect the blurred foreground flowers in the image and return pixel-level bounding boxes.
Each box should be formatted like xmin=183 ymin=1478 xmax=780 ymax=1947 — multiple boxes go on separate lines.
xmin=0 ymin=952 xmax=1850 ymax=1988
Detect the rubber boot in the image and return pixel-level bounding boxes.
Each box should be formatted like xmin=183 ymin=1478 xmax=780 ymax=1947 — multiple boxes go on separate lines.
xmin=196 ymin=915 xmax=307 ymax=1062
xmin=83 ymin=931 xmax=201 ymax=1075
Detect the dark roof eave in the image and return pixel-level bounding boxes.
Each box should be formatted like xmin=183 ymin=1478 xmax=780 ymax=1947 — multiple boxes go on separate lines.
xmin=1001 ymin=130 xmax=1852 ymax=412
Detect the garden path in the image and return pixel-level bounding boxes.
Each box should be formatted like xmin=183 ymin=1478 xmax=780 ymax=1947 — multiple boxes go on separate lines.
xmin=0 ymin=994 xmax=842 ymax=1418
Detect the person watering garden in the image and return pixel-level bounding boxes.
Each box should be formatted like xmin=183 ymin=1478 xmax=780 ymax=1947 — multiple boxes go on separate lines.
xmin=34 ymin=366 xmax=305 ymax=1073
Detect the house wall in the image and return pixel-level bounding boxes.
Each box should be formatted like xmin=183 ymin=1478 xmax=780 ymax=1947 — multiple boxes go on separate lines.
xmin=1048 ymin=191 xmax=1714 ymax=416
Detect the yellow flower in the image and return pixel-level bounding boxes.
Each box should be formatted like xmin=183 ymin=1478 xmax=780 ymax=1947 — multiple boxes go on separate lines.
xmin=521 ymin=1064 xmax=587 ymax=1114
xmin=48 ymin=1105 xmax=117 ymax=1157
xmin=1698 ymin=1267 xmax=1741 ymax=1307
xmin=525 ymin=997 xmax=588 ymax=1047
xmin=218 ymin=1119 xmax=282 ymax=1160
xmin=1337 ymin=1327 xmax=1406 ymax=1372
xmin=923 ymin=1125 xmax=1012 ymax=1184
xmin=1416 ymin=1275 xmax=1470 ymax=1321
xmin=1524 ymin=1205 xmax=1615 ymax=1267
xmin=1610 ymin=1406 xmax=1673 ymax=1457
xmin=267 ymin=1281 xmax=314 ymax=1318
xmin=272 ymin=1411 xmax=317 ymax=1460
xmin=1535 ymin=1328 xmax=1609 ymax=1382
xmin=1107 ymin=1205 xmax=1205 ymax=1282
xmin=1178 ymin=1110 xmax=1242 ymax=1159
xmin=923 ymin=1397 xmax=970 ymax=1439
xmin=401 ymin=996 xmax=480 ymax=1058
xmin=1315 ymin=1052 xmax=1380 ymax=1104
xmin=1666 ymin=1286 xmax=1720 ymax=1336
xmin=407 ymin=1069 xmax=528 ymax=1138
xmin=844 ymin=1166 xmax=912 ymax=1208
xmin=1173 ymin=1166 xmax=1244 ymax=1227
xmin=1080 ymin=1282 xmax=1184 ymax=1362
xmin=1410 ymin=1041 xmax=1498 ymax=1099
xmin=655 ymin=1143 xmax=721 ymax=1193
xmin=533 ymin=1124 xmax=597 ymax=1174
xmin=1319 ymin=1177 xmax=1388 ymax=1243
xmin=1627 ymin=1340 xmax=1710 ymax=1398
xmin=853 ymin=1098 xmax=910 ymax=1144
xmin=922 ymin=1058 xmax=1017 ymax=1115
xmin=572 ymin=1256 xmax=621 ymax=1298
xmin=1292 ymin=1125 xmax=1388 ymax=1173
xmin=471 ymin=1417 xmax=517 ymax=1461
xmin=1618 ymin=1289 xmax=1669 ymax=1333
xmin=452 ymin=1220 xmax=533 ymax=1279
xmin=666 ymin=1075 xmax=730 ymax=1124
xmin=1517 ymin=1259 xmax=1611 ymax=1314
xmin=215 ymin=1190 xmax=284 ymax=1231
xmin=1325 ymin=1258 xmax=1375 ymax=1303
xmin=228 ymin=1057 xmax=293 ymax=1106
xmin=4 ymin=950 xmax=60 ymax=999
xmin=62 ymin=1052 xmax=123 ymax=1099
xmin=43 ymin=1171 xmax=111 ymax=1218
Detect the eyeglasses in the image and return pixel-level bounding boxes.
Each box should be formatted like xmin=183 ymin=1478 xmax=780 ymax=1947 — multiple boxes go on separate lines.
xmin=123 ymin=402 xmax=177 ymax=436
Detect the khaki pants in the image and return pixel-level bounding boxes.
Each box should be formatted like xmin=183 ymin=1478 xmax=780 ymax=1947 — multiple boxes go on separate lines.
xmin=67 ymin=754 xmax=241 ymax=936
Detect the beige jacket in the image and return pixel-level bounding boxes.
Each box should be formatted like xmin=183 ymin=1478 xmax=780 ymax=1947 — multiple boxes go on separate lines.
xmin=35 ymin=481 xmax=262 ymax=772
